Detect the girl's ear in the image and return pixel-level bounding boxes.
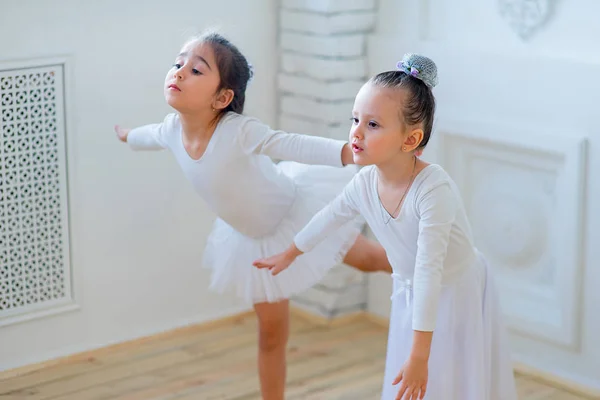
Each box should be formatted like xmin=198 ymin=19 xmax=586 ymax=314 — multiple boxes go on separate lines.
xmin=213 ymin=88 xmax=234 ymax=110
xmin=402 ymin=128 xmax=424 ymax=152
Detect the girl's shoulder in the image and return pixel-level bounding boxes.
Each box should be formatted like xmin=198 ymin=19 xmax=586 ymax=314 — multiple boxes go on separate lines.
xmin=217 ymin=112 xmax=269 ymax=139
xmin=348 ymin=165 xmax=376 ymax=186
xmin=416 ymin=163 xmax=450 ymax=186
xmin=161 ymin=112 xmax=180 ymax=129
xmin=219 ymin=111 xmax=262 ymax=129
xmin=412 ymin=163 xmax=459 ymax=202
xmin=357 ymin=165 xmax=377 ymax=182
xmin=156 ymin=113 xmax=182 ymax=141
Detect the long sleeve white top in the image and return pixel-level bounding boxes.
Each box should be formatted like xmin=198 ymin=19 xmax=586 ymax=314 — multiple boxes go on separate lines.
xmin=127 ymin=112 xmax=347 ymax=238
xmin=294 ymin=165 xmax=478 ymax=331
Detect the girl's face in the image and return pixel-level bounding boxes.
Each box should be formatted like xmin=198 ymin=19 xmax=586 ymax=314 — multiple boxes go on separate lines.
xmin=349 ymin=83 xmax=415 ymax=166
xmin=164 ymin=41 xmax=222 ymax=114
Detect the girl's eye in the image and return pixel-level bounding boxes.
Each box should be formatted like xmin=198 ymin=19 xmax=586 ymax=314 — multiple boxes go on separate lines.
xmin=173 ymin=63 xmax=182 ymax=69
xmin=368 ymin=121 xmax=378 ymax=128
xmin=192 ymin=69 xmax=201 ymax=75
xmin=350 ymin=117 xmax=358 ymax=124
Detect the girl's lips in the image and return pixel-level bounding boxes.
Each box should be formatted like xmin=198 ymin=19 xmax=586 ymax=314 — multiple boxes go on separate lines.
xmin=352 ymin=143 xmax=363 ymax=153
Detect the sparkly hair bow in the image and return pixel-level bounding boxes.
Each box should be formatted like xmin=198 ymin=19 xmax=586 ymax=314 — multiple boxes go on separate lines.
xmin=397 ymin=61 xmax=420 ymax=78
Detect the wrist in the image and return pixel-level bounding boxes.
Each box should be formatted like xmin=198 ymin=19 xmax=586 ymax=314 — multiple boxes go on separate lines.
xmin=409 ymin=351 xmax=430 ymax=362
xmin=119 ymin=129 xmax=130 ymax=143
xmin=410 ymin=330 xmax=433 ymax=361
xmin=286 ymin=243 xmax=304 ymax=260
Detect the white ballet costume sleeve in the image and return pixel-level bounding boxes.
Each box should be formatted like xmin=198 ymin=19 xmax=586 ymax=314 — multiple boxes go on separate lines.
xmin=294 ymin=175 xmax=362 ymax=252
xmin=412 ymin=182 xmax=458 ymax=332
xmin=126 ymin=114 xmax=174 ymax=151
xmin=236 ymin=116 xmax=348 ymax=167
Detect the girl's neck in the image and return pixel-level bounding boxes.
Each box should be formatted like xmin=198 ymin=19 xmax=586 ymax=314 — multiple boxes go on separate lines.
xmin=376 ymin=154 xmax=418 ymax=186
xmin=178 ymin=109 xmax=221 ymax=141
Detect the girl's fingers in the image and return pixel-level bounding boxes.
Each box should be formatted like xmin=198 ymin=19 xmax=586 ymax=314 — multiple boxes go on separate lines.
xmin=392 ymin=371 xmax=403 ymax=385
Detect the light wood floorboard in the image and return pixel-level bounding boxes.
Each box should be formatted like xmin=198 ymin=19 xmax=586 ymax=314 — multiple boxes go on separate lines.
xmin=0 ymin=311 xmax=594 ymax=399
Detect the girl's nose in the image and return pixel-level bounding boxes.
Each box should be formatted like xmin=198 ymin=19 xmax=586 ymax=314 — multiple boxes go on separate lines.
xmin=352 ymin=127 xmax=363 ymax=140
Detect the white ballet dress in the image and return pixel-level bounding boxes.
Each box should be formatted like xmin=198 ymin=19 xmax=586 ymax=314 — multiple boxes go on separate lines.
xmin=294 ymin=164 xmax=518 ymax=399
xmin=127 ymin=111 xmax=364 ymax=304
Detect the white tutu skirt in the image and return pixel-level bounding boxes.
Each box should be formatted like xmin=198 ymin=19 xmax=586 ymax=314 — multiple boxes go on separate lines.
xmin=381 ymin=251 xmax=518 ymax=400
xmin=202 ymin=161 xmax=364 ymax=304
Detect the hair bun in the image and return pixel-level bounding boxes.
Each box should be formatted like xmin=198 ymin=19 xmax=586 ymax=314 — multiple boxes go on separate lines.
xmin=247 ymin=62 xmax=254 ymax=84
xmin=396 ymin=53 xmax=438 ymax=88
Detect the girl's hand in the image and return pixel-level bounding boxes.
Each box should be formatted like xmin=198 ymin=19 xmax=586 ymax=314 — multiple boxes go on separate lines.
xmin=114 ymin=125 xmax=130 ymax=143
xmin=393 ymin=356 xmax=428 ymax=400
xmin=253 ymin=244 xmax=303 ymax=276
xmin=341 ymin=143 xmax=355 ymax=165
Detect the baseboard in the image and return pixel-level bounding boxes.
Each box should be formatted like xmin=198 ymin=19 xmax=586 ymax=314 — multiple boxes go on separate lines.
xmin=289 ymin=305 xmax=369 ymax=327
xmin=1 ymin=306 xmax=328 ymax=380
xmin=0 ymin=306 xmax=254 ymax=380
xmin=363 ymin=312 xmax=390 ymax=328
xmin=513 ymin=361 xmax=600 ymax=399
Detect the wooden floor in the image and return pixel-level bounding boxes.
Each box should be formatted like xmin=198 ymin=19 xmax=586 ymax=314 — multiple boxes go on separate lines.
xmin=0 ymin=311 xmax=592 ymax=400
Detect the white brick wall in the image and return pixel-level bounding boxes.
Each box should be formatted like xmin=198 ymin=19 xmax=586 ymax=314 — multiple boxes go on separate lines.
xmin=280 ymin=10 xmax=377 ymax=35
xmin=282 ymin=0 xmax=376 ymax=13
xmin=277 ymin=0 xmax=378 ymax=319
xmin=281 ymin=32 xmax=365 ymax=57
xmin=281 ymin=96 xmax=354 ymax=124
xmin=293 ymin=282 xmax=367 ymax=319
xmin=281 ymin=54 xmax=367 ymax=80
xmin=278 ymin=74 xmax=364 ymax=101
xmin=278 ymin=115 xmax=349 ymax=140
xmin=319 ymin=264 xmax=365 ymax=289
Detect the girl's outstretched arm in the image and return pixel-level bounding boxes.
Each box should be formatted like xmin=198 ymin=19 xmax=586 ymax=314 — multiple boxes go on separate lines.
xmin=237 ymin=116 xmax=353 ymax=167
xmin=253 ymin=170 xmax=365 ymax=274
xmin=116 ymin=114 xmax=176 ymax=151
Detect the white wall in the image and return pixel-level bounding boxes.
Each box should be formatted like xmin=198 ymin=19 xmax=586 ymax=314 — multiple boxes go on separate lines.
xmin=0 ymin=0 xmax=277 ymax=371
xmin=367 ymin=0 xmax=600 ymax=394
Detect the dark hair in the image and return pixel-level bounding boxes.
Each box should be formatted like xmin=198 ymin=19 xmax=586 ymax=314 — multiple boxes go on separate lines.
xmin=369 ymin=71 xmax=436 ymax=149
xmin=189 ymin=31 xmax=254 ymax=115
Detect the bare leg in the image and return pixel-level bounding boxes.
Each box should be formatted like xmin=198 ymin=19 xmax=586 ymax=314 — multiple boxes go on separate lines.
xmin=343 ymin=234 xmax=392 ymax=274
xmin=253 ymin=300 xmax=290 ymax=400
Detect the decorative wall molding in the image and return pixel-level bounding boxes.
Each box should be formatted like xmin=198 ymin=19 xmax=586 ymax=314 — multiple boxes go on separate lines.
xmin=439 ymin=120 xmax=586 ymax=350
xmin=498 ymin=0 xmax=557 ymax=40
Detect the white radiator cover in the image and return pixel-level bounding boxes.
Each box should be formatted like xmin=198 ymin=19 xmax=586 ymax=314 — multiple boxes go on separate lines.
xmin=0 ymin=60 xmax=76 ymax=326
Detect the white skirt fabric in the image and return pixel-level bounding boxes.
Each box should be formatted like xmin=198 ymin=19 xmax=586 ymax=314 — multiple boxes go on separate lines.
xmin=201 ymin=161 xmax=364 ymax=304
xmin=381 ymin=251 xmax=518 ymax=400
